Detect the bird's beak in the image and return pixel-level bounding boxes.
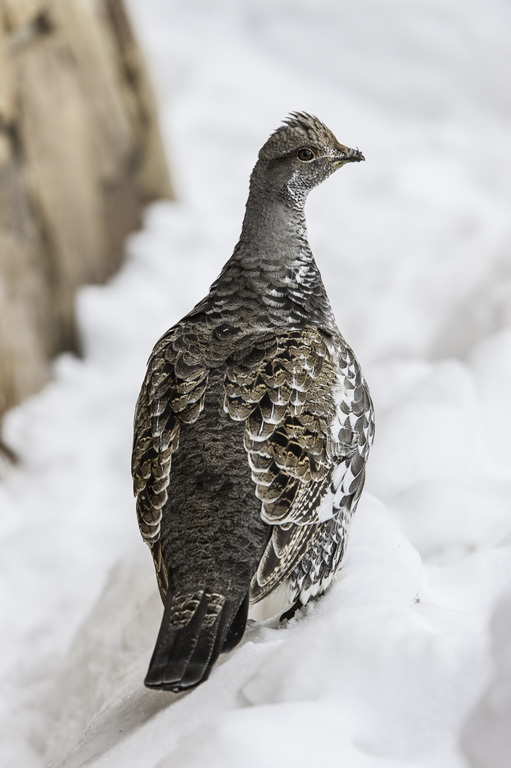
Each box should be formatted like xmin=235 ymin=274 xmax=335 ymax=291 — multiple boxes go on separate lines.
xmin=332 ymin=145 xmax=365 ymax=167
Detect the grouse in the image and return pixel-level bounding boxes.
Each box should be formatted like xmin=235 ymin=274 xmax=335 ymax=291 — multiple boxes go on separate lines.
xmin=132 ymin=112 xmax=374 ymax=692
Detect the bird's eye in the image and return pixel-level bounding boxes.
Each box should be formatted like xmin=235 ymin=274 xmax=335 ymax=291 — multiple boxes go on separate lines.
xmin=297 ymin=147 xmax=315 ymax=162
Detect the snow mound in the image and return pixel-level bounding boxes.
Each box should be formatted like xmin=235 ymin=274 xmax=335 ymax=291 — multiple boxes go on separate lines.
xmin=461 ymin=587 xmax=511 ymax=768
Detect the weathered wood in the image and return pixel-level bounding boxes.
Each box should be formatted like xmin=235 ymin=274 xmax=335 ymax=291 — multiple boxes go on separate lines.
xmin=0 ymin=17 xmax=14 ymax=121
xmin=0 ymin=0 xmax=172 ymax=428
xmin=2 ymin=0 xmax=44 ymax=31
xmin=0 ymin=139 xmax=55 ymax=416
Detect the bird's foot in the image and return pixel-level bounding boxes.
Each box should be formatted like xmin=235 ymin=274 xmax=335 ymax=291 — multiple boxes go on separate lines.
xmin=279 ymin=599 xmax=304 ymax=622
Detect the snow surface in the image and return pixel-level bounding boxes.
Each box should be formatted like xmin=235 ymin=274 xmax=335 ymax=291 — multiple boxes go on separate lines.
xmin=1 ymin=0 xmax=511 ymax=766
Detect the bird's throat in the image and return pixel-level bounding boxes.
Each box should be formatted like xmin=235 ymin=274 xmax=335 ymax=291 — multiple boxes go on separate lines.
xmin=238 ymin=179 xmax=309 ymax=262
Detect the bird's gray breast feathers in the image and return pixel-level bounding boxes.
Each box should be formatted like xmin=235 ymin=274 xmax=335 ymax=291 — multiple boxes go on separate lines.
xmin=132 ymin=322 xmax=374 ymax=603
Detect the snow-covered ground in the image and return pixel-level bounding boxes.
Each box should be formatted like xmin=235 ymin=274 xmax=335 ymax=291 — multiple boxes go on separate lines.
xmin=1 ymin=0 xmax=511 ymax=765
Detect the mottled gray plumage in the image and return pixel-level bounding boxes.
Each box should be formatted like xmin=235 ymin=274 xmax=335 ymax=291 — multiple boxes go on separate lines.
xmin=132 ymin=112 xmax=374 ymax=692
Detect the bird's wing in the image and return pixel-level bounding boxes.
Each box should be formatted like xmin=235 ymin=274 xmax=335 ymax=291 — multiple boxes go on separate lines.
xmin=224 ymin=326 xmax=373 ymax=602
xmin=132 ymin=327 xmax=209 ymax=594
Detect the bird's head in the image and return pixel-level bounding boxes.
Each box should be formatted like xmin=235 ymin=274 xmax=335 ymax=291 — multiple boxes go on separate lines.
xmin=254 ymin=112 xmax=364 ymax=206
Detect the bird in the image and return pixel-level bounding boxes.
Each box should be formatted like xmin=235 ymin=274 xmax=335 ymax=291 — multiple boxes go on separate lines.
xmin=132 ymin=112 xmax=374 ymax=693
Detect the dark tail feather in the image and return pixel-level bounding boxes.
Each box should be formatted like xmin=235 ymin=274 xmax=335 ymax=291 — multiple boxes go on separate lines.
xmin=144 ymin=589 xmax=249 ymax=692
xmin=222 ymin=592 xmax=249 ymax=653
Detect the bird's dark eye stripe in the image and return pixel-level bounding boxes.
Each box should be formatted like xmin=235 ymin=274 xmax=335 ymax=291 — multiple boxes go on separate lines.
xmin=297 ymin=147 xmax=315 ymax=162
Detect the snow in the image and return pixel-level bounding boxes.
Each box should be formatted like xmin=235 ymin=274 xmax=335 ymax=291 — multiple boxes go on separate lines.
xmin=461 ymin=586 xmax=511 ymax=768
xmin=1 ymin=0 xmax=511 ymax=765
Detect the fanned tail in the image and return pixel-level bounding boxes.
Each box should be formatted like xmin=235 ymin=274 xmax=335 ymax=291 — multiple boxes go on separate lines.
xmin=144 ymin=589 xmax=249 ymax=692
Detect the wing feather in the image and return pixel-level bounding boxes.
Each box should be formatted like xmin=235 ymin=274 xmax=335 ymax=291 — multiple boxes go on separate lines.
xmin=133 ymin=323 xmax=374 ymax=605
xmin=224 ymin=326 xmax=373 ymax=604
xmin=132 ymin=327 xmax=209 ymax=594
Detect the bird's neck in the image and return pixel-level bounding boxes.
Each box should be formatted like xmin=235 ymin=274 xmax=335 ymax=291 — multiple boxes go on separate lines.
xmin=207 ymin=172 xmax=338 ymax=331
xmin=238 ymin=173 xmax=309 ymax=255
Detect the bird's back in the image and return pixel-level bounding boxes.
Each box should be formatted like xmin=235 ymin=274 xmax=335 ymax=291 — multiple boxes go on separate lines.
xmin=158 ymin=360 xmax=270 ymax=596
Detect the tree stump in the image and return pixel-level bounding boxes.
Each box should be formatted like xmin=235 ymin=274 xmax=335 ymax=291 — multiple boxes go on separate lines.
xmin=0 ymin=0 xmax=172 ymax=424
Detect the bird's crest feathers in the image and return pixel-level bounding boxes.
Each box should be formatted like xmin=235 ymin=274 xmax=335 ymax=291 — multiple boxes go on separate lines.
xmin=259 ymin=111 xmax=340 ymax=160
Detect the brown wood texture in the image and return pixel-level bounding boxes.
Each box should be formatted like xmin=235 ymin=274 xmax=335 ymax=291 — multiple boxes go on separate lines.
xmin=0 ymin=0 xmax=172 ymax=424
